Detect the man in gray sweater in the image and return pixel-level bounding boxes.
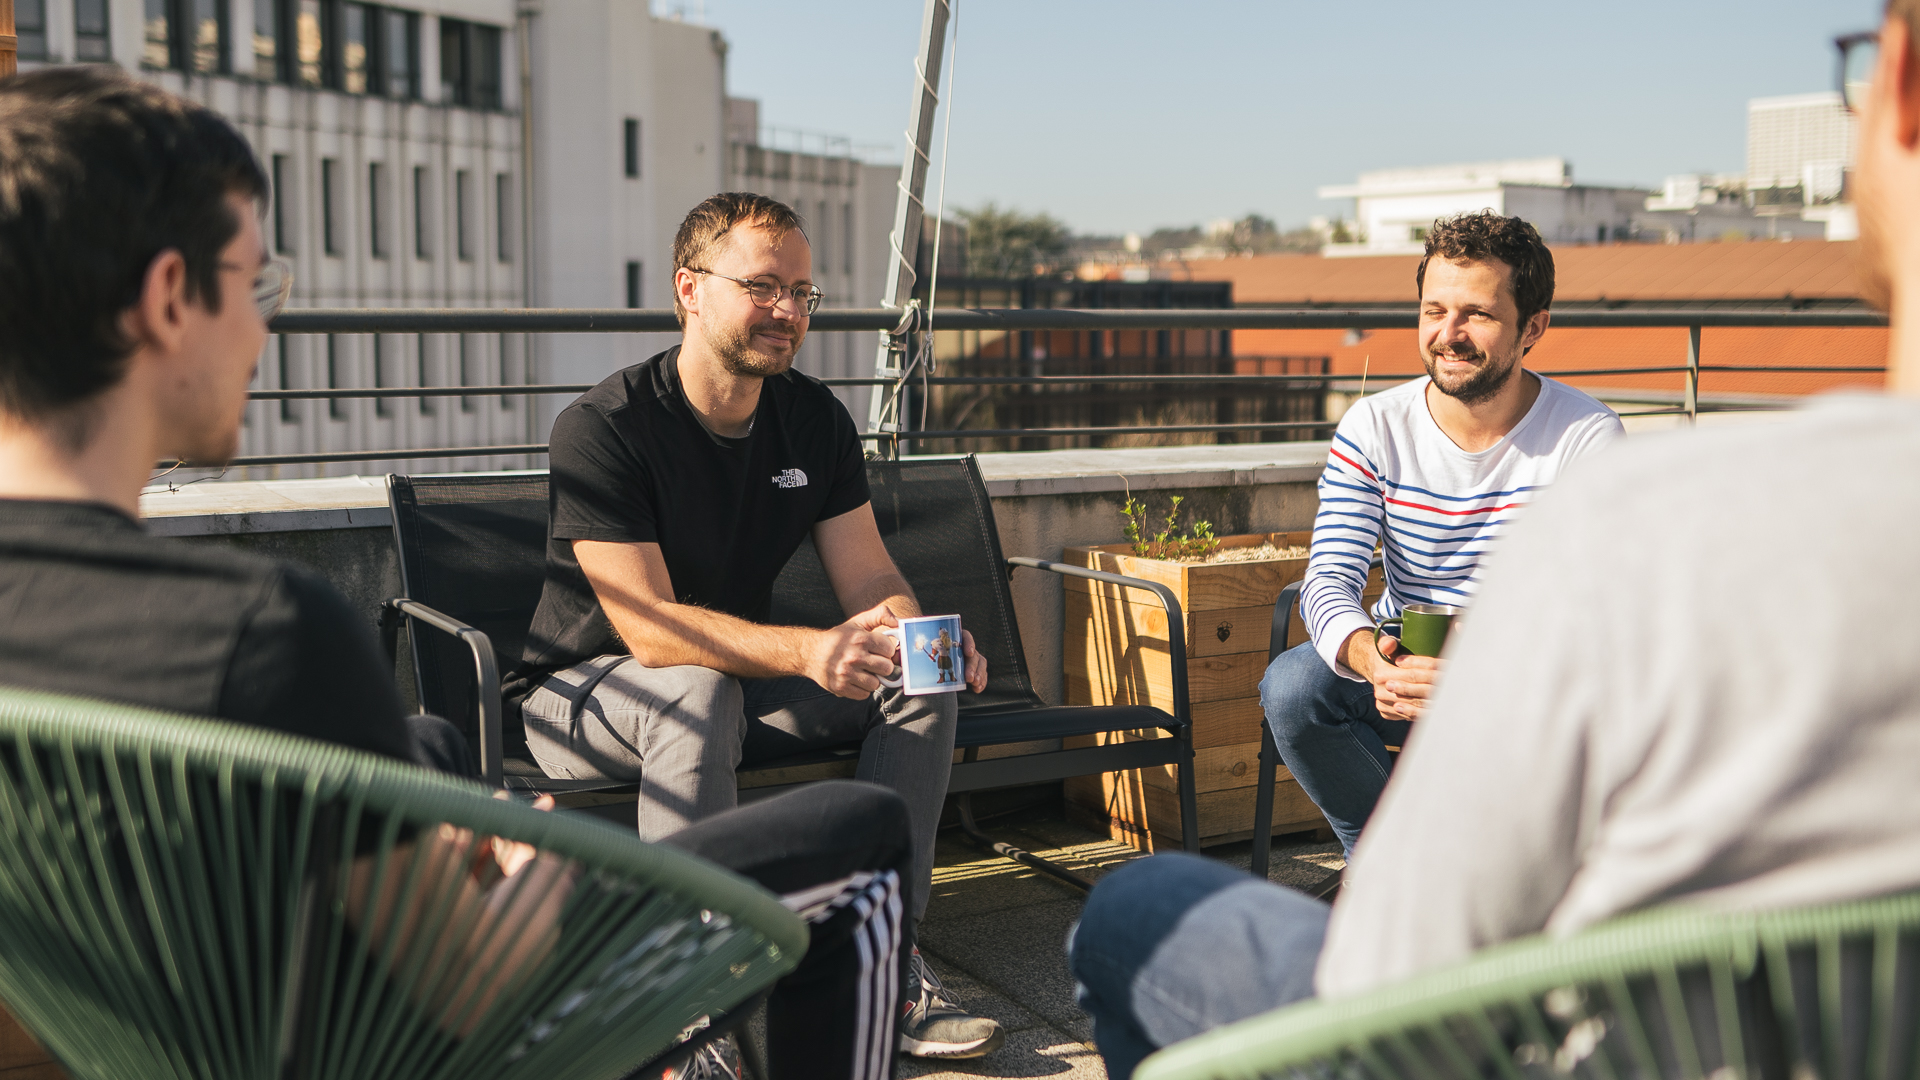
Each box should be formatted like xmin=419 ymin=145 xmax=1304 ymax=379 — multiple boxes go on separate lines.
xmin=1068 ymin=5 xmax=1920 ymax=1075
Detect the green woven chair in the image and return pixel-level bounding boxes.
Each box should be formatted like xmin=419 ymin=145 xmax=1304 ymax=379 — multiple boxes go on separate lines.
xmin=1137 ymin=888 xmax=1920 ymax=1080
xmin=0 ymin=686 xmax=807 ymax=1080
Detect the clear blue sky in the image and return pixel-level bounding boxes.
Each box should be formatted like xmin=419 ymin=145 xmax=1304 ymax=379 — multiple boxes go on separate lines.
xmin=666 ymin=0 xmax=1881 ymax=237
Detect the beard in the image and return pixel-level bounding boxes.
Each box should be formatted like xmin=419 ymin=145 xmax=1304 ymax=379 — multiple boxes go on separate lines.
xmin=704 ymin=317 xmax=800 ymax=378
xmin=1421 ymin=338 xmax=1522 ymax=407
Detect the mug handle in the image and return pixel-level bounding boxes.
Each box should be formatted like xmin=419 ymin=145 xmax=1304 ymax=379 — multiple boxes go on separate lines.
xmin=877 ymin=626 xmax=904 ymax=688
xmin=1372 ymin=618 xmax=1403 ymax=661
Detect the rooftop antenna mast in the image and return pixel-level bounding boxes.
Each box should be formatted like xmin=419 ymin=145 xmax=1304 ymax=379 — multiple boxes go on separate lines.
xmin=865 ymin=0 xmax=951 ymax=456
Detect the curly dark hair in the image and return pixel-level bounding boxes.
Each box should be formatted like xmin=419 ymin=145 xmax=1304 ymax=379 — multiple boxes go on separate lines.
xmin=0 ymin=67 xmax=268 ymax=422
xmin=1414 ymin=211 xmax=1555 ymax=325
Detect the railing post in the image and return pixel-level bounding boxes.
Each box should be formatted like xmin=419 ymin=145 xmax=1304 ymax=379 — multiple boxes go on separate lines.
xmin=1684 ymin=324 xmax=1701 ymax=425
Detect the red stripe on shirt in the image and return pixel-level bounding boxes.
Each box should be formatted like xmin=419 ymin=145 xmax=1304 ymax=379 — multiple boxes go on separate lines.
xmin=1329 ymin=448 xmax=1376 ymax=480
xmin=1383 ymin=495 xmax=1527 ymax=517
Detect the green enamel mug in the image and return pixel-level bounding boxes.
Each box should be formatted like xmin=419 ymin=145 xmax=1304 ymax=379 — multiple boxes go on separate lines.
xmin=1375 ymin=603 xmax=1463 ymax=658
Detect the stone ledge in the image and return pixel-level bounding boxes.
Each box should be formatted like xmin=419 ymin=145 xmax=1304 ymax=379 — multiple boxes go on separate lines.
xmin=135 ymin=445 xmax=1331 ymax=537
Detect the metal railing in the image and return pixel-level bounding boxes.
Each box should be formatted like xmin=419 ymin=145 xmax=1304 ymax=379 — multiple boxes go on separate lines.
xmin=215 ymin=306 xmax=1888 ymax=468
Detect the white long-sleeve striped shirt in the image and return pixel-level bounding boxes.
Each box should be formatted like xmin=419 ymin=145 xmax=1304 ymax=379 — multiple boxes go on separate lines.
xmin=1304 ymin=373 xmax=1623 ymax=678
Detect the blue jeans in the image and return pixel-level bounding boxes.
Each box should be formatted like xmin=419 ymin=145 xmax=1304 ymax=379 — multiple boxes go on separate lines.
xmin=1067 ymin=854 xmax=1327 ymax=1079
xmin=1259 ymin=642 xmax=1411 ymax=856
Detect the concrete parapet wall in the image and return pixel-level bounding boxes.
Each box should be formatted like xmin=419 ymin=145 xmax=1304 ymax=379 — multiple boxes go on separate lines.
xmin=140 ymin=443 xmax=1328 ymax=705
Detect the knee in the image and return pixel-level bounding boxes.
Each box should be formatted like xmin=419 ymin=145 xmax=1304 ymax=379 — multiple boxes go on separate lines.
xmin=606 ymin=662 xmax=745 ymax=740
xmin=1073 ymin=854 xmax=1243 ymax=973
xmin=1260 ymin=644 xmax=1332 ymax=726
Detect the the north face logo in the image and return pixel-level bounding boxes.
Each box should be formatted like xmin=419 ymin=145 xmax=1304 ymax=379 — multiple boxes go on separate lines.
xmin=771 ymin=468 xmax=808 ymax=489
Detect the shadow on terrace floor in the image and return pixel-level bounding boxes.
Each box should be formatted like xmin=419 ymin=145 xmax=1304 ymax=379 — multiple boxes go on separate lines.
xmin=892 ymin=793 xmax=1344 ymax=1080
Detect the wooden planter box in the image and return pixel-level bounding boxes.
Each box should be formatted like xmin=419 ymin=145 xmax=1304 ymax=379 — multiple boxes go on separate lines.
xmin=1061 ymin=531 xmax=1383 ymax=852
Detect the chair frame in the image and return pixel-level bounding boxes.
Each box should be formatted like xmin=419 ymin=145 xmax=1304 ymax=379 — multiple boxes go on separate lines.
xmin=382 ymin=462 xmax=1202 ymax=889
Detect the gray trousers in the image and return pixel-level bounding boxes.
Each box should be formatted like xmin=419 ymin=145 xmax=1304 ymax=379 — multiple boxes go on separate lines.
xmin=522 ymin=655 xmax=958 ymax=921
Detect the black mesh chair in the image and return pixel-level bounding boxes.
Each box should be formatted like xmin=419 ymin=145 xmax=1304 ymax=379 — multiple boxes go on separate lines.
xmin=385 ymin=457 xmax=1200 ymax=887
xmin=1250 ymin=553 xmax=1383 ymax=887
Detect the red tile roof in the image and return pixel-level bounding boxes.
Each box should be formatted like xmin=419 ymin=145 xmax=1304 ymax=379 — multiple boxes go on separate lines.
xmin=1181 ymin=240 xmax=1866 ymax=306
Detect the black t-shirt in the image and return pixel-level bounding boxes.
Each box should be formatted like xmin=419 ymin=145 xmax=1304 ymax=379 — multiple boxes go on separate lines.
xmin=509 ymin=346 xmax=870 ymax=698
xmin=0 ymin=499 xmax=416 ymax=762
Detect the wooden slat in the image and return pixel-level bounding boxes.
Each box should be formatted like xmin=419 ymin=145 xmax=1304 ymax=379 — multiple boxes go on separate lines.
xmin=0 ymin=1008 xmax=61 ymax=1080
xmin=0 ymin=0 xmax=14 ymax=78
xmin=1066 ymin=771 xmax=1325 ymax=852
xmin=1066 ymin=590 xmax=1277 ymax=661
xmin=1061 ymin=646 xmax=1266 ymax=708
xmin=1061 ymin=537 xmax=1311 ymax=614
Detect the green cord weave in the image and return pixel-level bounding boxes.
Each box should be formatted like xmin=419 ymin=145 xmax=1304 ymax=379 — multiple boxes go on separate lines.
xmin=0 ymin=686 xmax=806 ymax=1080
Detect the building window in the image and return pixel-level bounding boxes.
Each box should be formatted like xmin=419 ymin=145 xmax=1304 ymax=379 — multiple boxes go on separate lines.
xmin=412 ymin=165 xmax=431 ymax=258
xmin=623 ymin=118 xmax=640 ymax=178
xmin=74 ymin=0 xmax=111 ymax=61
xmin=817 ymin=201 xmax=829 ymax=275
xmin=457 ymin=335 xmax=475 ymax=412
xmin=16 ymin=0 xmax=47 ymax=60
xmin=342 ymin=3 xmax=370 ymax=92
xmin=625 ymin=261 xmax=641 ymax=309
xmin=439 ymin=17 xmax=502 ymax=109
xmin=271 ymin=154 xmax=294 ymax=254
xmin=326 ymin=336 xmax=346 ymax=419
xmin=382 ymin=8 xmax=418 ymax=98
xmin=321 ymin=158 xmax=340 ymax=256
xmin=295 ymin=0 xmax=325 ymax=87
xmin=372 ymin=335 xmax=391 ymax=417
xmin=278 ymin=337 xmax=298 ymax=422
xmin=368 ymin=162 xmax=388 ymax=258
xmin=495 ymin=173 xmax=512 ymax=263
xmin=454 ymin=170 xmax=471 ymax=261
xmin=251 ymin=0 xmax=279 ymax=78
xmin=144 ymin=0 xmax=225 ymax=73
xmin=416 ymin=333 xmax=434 ymax=414
xmin=843 ymin=205 xmax=854 ymax=275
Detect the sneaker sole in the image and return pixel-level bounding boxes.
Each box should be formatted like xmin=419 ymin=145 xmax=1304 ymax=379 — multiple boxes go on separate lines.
xmin=899 ymin=1028 xmax=1007 ymax=1059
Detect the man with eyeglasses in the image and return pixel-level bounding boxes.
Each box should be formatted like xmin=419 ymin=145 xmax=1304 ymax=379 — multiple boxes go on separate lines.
xmin=507 ymin=192 xmax=1005 ymax=1062
xmin=1067 ymin=9 xmax=1920 ymax=1077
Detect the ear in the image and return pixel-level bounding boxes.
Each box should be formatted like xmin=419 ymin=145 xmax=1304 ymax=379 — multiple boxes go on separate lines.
xmin=675 ymin=266 xmax=702 ymax=318
xmin=120 ymin=249 xmax=192 ymax=358
xmin=1886 ymin=16 xmax=1920 ymax=151
xmin=1519 ymin=308 xmax=1551 ymax=353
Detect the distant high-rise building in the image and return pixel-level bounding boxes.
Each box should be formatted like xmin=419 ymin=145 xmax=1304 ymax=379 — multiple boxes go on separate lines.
xmin=1747 ymin=92 xmax=1855 ymax=196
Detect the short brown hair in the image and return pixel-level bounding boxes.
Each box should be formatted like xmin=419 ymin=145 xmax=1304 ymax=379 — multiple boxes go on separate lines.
xmin=671 ymin=193 xmax=806 ymax=327
xmin=1414 ymin=211 xmax=1555 ymax=326
xmin=0 ymin=68 xmax=267 ymax=421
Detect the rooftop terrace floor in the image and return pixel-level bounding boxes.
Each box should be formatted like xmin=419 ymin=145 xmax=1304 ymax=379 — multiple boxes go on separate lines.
xmin=785 ymin=799 xmax=1346 ymax=1079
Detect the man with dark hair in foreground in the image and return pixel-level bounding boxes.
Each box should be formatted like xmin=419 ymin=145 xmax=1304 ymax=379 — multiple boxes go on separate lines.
xmin=1070 ymin=10 xmax=1920 ymax=1078
xmin=0 ymin=67 xmax=913 ymax=1080
xmin=1260 ymin=209 xmax=1622 ymax=857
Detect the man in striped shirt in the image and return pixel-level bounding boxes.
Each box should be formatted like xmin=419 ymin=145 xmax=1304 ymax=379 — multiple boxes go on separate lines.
xmin=1260 ymin=211 xmax=1622 ymax=856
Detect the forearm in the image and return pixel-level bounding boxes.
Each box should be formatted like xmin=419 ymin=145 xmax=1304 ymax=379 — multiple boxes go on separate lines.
xmin=841 ymin=570 xmax=919 ymax=621
xmin=1339 ymin=627 xmax=1383 ymax=684
xmin=610 ymin=600 xmax=818 ymax=679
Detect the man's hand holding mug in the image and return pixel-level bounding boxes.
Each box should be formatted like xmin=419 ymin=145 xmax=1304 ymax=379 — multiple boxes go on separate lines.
xmin=1341 ymin=603 xmax=1461 ymax=721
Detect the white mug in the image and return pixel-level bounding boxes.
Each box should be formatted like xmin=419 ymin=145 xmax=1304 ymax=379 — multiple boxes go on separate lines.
xmin=878 ymin=614 xmax=965 ymax=695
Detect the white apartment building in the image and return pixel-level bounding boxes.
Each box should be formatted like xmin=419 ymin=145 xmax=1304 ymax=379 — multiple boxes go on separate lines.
xmin=1316 ymin=158 xmax=1650 ymax=256
xmin=17 ymin=0 xmax=756 ymax=476
xmin=723 ymin=96 xmax=898 ymax=421
xmin=1747 ymin=92 xmax=1858 ymax=240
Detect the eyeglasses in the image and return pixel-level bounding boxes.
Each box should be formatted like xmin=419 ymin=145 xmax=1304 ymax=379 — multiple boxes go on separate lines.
xmin=1836 ymin=31 xmax=1878 ymax=113
xmin=222 ymin=257 xmax=296 ymax=322
xmin=689 ymin=268 xmax=823 ymax=316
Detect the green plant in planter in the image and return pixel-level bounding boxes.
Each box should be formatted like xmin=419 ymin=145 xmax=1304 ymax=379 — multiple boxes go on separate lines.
xmin=1122 ymin=493 xmax=1222 ymax=561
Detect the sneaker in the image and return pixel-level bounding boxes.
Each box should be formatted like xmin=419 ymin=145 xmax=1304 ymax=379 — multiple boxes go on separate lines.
xmin=661 ymin=1027 xmax=740 ymax=1080
xmin=898 ymin=950 xmax=1005 ymax=1059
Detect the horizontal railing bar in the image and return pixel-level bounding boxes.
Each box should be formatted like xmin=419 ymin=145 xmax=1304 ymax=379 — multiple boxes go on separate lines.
xmin=265 ymin=307 xmax=1892 ymax=334
xmin=158 ymin=444 xmax=550 ymax=468
xmin=251 ymin=360 xmax=1884 ymax=402
xmin=251 ymin=384 xmax=594 ymax=400
xmin=860 ymin=420 xmax=1336 ymax=441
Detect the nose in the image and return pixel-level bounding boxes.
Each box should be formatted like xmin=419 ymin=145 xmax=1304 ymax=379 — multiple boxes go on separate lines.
xmin=768 ymin=289 xmax=808 ymax=320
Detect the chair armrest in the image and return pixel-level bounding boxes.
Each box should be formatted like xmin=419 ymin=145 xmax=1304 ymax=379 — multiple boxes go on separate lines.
xmin=384 ymin=597 xmax=502 ymax=787
xmin=1006 ymin=557 xmax=1190 ymax=730
xmin=1270 ymin=581 xmax=1305 ymax=663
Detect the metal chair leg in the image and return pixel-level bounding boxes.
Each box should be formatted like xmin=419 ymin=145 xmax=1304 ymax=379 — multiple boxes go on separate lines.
xmin=1251 ymin=723 xmax=1279 ymax=879
xmin=955 ymin=792 xmax=1094 ymax=892
xmin=1176 ymin=726 xmax=1201 ymax=853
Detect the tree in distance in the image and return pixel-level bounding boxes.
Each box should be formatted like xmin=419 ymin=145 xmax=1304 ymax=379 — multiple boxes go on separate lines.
xmin=955 ymin=203 xmax=1072 ymax=278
